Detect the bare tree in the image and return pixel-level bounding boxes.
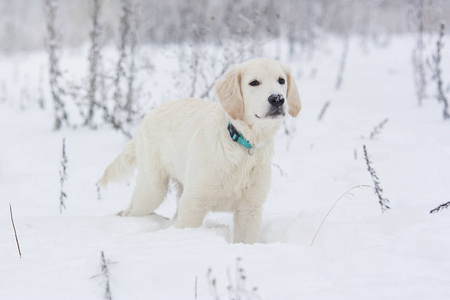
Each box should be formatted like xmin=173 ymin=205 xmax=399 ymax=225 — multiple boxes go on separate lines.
xmin=85 ymin=0 xmax=103 ymax=128
xmin=111 ymin=0 xmax=132 ymax=116
xmin=335 ymin=34 xmax=350 ymax=90
xmin=45 ymin=0 xmax=69 ymax=129
xmin=410 ymin=0 xmax=430 ymax=106
xmin=429 ymin=22 xmax=449 ymax=119
xmin=124 ymin=0 xmax=140 ymax=124
xmin=101 ymin=0 xmax=141 ymax=138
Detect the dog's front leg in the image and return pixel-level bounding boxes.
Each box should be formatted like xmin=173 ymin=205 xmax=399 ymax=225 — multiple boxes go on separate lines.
xmin=175 ymin=196 xmax=208 ymax=229
xmin=233 ymin=165 xmax=270 ymax=244
xmin=233 ymin=205 xmax=263 ymax=244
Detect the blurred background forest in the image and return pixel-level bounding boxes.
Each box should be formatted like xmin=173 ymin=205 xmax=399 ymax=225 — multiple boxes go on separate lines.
xmin=1 ymin=0 xmax=449 ymax=53
xmin=0 ymin=0 xmax=449 ymax=134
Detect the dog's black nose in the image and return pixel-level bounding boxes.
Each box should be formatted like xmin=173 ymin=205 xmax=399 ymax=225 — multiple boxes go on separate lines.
xmin=268 ymin=94 xmax=285 ymax=107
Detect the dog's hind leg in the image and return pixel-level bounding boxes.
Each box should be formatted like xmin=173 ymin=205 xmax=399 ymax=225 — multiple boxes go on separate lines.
xmin=172 ymin=180 xmax=184 ymax=220
xmin=121 ymin=164 xmax=168 ymax=216
xmin=121 ymin=138 xmax=168 ymax=216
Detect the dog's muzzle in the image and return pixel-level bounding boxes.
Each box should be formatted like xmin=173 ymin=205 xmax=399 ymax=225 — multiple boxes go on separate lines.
xmin=266 ymin=94 xmax=285 ymax=118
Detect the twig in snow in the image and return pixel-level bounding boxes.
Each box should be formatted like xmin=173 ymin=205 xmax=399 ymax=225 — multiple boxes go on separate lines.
xmin=0 ymin=80 xmax=6 ymax=103
xmin=195 ymin=275 xmax=198 ymax=300
xmin=101 ymin=251 xmax=112 ymax=300
xmin=272 ymin=163 xmax=288 ymax=177
xmin=96 ymin=182 xmax=102 ymax=201
xmin=363 ymin=145 xmax=390 ymax=213
xmin=311 ymin=185 xmax=370 ymax=246
xmin=59 ymin=138 xmax=68 ymax=213
xmin=92 ymin=251 xmax=113 ymax=300
xmin=227 ymin=258 xmax=259 ymax=300
xmin=430 ymin=201 xmax=450 ymax=214
xmin=38 ymin=66 xmax=46 ymax=109
xmin=335 ymin=35 xmax=350 ymax=90
xmin=317 ymin=101 xmax=330 ymax=121
xmin=207 ymin=258 xmax=260 ymax=300
xmin=207 ymin=268 xmax=220 ymax=300
xmin=369 ymin=118 xmax=389 ymax=140
xmin=9 ymin=204 xmax=22 ymax=258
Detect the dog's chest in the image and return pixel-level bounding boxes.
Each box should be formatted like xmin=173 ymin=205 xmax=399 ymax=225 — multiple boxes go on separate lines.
xmin=214 ymin=151 xmax=270 ymax=208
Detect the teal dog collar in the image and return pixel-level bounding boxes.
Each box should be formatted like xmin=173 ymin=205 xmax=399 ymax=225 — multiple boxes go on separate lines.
xmin=227 ymin=122 xmax=253 ymax=149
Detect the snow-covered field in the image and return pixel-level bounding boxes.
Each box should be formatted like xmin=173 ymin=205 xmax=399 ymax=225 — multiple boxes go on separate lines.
xmin=1 ymin=36 xmax=450 ymax=299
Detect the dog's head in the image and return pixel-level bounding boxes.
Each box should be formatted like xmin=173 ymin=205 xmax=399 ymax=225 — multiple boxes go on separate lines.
xmin=215 ymin=58 xmax=301 ymax=123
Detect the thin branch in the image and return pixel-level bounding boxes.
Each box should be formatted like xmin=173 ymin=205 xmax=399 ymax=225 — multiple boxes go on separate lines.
xmin=195 ymin=276 xmax=198 ymax=300
xmin=199 ymin=60 xmax=234 ymax=100
xmin=335 ymin=35 xmax=350 ymax=90
xmin=369 ymin=118 xmax=389 ymax=139
xmin=9 ymin=204 xmax=22 ymax=258
xmin=99 ymin=251 xmax=112 ymax=300
xmin=430 ymin=201 xmax=450 ymax=214
xmin=272 ymin=163 xmax=288 ymax=177
xmin=317 ymin=101 xmax=330 ymax=121
xmin=96 ymin=182 xmax=102 ymax=201
xmin=363 ymin=145 xmax=390 ymax=213
xmin=207 ymin=268 xmax=219 ymax=300
xmin=208 ymin=258 xmax=259 ymax=300
xmin=59 ymin=138 xmax=68 ymax=213
xmin=311 ymin=185 xmax=370 ymax=246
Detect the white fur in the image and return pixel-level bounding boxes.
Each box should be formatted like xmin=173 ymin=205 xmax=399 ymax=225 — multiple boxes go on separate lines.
xmin=100 ymin=58 xmax=301 ymax=243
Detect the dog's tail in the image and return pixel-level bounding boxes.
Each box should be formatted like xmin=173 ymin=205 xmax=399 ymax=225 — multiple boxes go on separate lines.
xmin=99 ymin=139 xmax=137 ymax=188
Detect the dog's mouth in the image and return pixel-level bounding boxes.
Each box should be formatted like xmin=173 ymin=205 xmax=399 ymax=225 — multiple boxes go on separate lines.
xmin=255 ymin=108 xmax=285 ymax=119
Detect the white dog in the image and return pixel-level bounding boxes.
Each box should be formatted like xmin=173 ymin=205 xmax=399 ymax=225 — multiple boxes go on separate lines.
xmin=100 ymin=58 xmax=301 ymax=243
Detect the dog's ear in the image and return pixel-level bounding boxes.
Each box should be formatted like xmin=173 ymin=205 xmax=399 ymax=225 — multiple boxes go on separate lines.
xmin=282 ymin=64 xmax=302 ymax=118
xmin=215 ymin=65 xmax=244 ymax=120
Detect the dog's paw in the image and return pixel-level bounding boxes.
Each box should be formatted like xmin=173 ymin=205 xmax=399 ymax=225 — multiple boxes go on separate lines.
xmin=117 ymin=210 xmax=128 ymax=217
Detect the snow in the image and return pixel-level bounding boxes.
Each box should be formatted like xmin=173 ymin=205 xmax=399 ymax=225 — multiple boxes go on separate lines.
xmin=1 ymin=36 xmax=450 ymax=299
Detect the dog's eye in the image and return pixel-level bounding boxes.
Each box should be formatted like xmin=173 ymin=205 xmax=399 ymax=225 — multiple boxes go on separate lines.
xmin=278 ymin=77 xmax=285 ymax=85
xmin=249 ymin=80 xmax=260 ymax=86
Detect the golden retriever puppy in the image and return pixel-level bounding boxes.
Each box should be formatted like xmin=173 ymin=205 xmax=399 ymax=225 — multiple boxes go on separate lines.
xmin=100 ymin=58 xmax=301 ymax=243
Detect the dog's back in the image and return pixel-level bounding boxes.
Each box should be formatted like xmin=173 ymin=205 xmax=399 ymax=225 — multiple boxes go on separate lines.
xmin=100 ymin=98 xmax=221 ymax=188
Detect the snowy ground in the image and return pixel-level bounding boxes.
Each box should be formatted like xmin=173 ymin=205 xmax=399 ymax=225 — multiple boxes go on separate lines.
xmin=1 ymin=36 xmax=450 ymax=299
